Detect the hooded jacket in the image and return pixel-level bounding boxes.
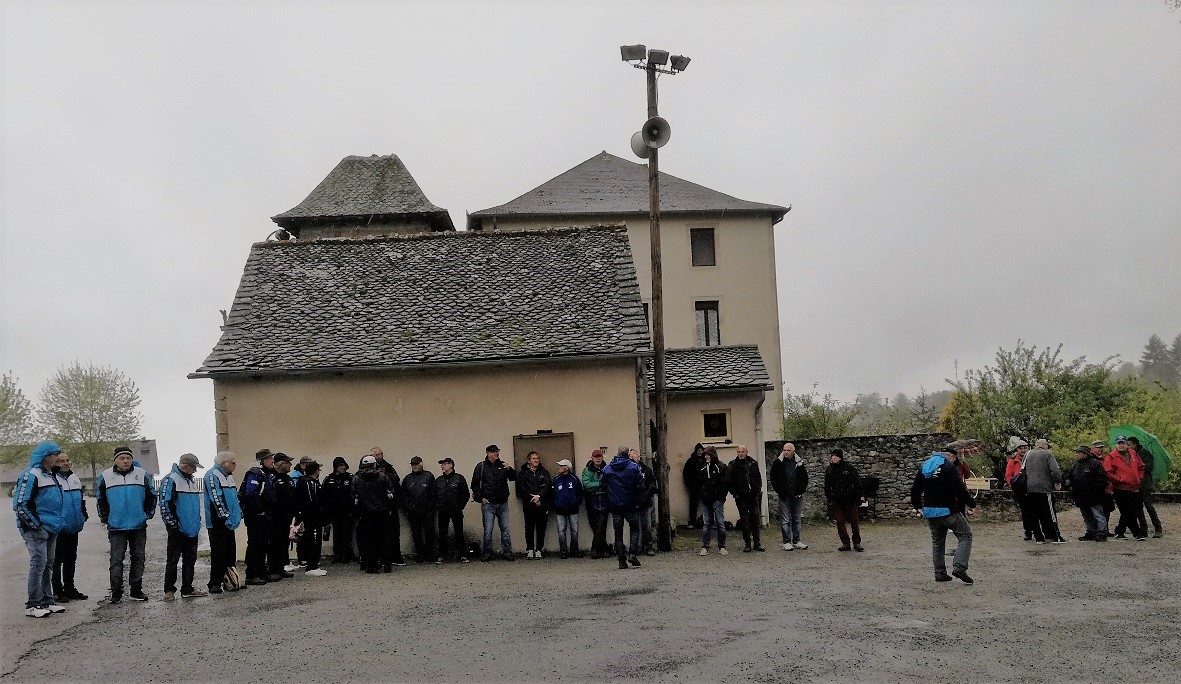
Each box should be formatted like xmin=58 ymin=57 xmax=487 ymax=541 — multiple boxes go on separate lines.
xmin=552 ymin=472 xmax=583 ymax=515
xmin=273 ymin=470 xmax=297 ymax=522
xmin=203 ymin=463 xmax=242 ymax=530
xmin=516 ymin=464 xmax=553 ymax=509
xmin=159 ymin=464 xmax=203 ymax=537
xmin=55 ymin=467 xmax=88 ymax=535
xmin=471 ymin=458 xmax=516 ymax=505
xmin=727 ymin=456 xmax=762 ymax=500
xmin=682 ymin=445 xmax=705 ymax=490
xmin=12 ymin=441 xmax=65 ymax=533
xmin=240 ymin=465 xmax=277 ymax=519
xmin=1068 ymin=454 xmax=1109 ymax=508
xmin=601 ymin=455 xmax=643 ymax=513
xmin=769 ymin=454 xmax=807 ymax=499
xmin=823 ymin=460 xmax=862 ymax=505
xmin=401 ymin=469 xmax=437 ymax=513
xmin=97 ymin=460 xmax=156 ymax=531
xmin=697 ymin=459 xmax=728 ymax=504
xmin=321 ymin=458 xmax=355 ymax=518
xmin=1103 ymin=449 xmax=1145 ymax=492
xmin=434 ymin=470 xmax=470 ymax=512
xmin=910 ymin=453 xmax=976 ymax=518
xmin=581 ymin=459 xmax=608 ymax=512
xmin=353 ymin=467 xmax=395 ymax=516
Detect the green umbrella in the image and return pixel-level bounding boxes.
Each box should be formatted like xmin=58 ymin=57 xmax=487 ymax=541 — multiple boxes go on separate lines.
xmin=1109 ymin=425 xmax=1172 ymax=482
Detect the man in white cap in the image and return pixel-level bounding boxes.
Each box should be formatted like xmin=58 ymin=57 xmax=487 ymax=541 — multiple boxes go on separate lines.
xmin=551 ymin=459 xmax=583 ymax=558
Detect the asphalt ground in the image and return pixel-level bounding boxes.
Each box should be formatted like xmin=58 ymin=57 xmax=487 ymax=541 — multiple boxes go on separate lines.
xmin=2 ymin=504 xmax=1179 ymax=683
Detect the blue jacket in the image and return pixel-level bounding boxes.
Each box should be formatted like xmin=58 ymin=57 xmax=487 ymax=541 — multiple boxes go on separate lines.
xmin=12 ymin=441 xmax=65 ymax=533
xmin=159 ymin=464 xmax=203 ymax=537
xmin=97 ymin=463 xmax=156 ymax=531
xmin=910 ymin=453 xmax=976 ymax=519
xmin=240 ymin=465 xmax=277 ymax=519
xmin=55 ymin=469 xmax=87 ymax=534
xmin=204 ymin=464 xmax=242 ymax=530
xmin=601 ymin=455 xmax=643 ymax=513
xmin=552 ymin=472 xmax=583 ymax=515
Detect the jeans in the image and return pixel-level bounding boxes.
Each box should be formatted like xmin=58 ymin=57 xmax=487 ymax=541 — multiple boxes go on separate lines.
xmin=736 ymin=495 xmax=761 ymax=548
xmin=700 ymin=500 xmax=726 ymax=549
xmin=611 ymin=510 xmax=640 ymax=557
xmin=208 ymin=523 xmax=237 ymax=590
xmin=927 ymin=512 xmax=972 ymax=576
xmin=831 ymin=501 xmax=861 ymax=546
xmin=481 ymin=502 xmax=512 ymax=555
xmin=164 ymin=528 xmax=198 ymax=594
xmin=22 ymin=527 xmax=57 ymax=608
xmin=556 ymin=513 xmax=580 ymax=553
xmin=407 ymin=510 xmax=436 ymax=560
xmin=52 ymin=531 xmax=79 ymax=595
xmin=437 ymin=509 xmax=464 ymax=560
xmin=108 ymin=528 xmax=146 ymax=594
xmin=637 ymin=504 xmax=655 ymax=552
xmin=244 ymin=516 xmax=269 ymax=578
xmin=778 ymin=495 xmax=804 ymax=544
xmin=522 ymin=505 xmax=548 ymax=551
xmin=1079 ymin=504 xmax=1108 ymax=537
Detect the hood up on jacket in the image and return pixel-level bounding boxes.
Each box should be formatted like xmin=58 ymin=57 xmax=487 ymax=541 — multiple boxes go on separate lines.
xmin=919 ymin=452 xmax=954 ymax=518
xmin=30 ymin=440 xmax=63 ymax=468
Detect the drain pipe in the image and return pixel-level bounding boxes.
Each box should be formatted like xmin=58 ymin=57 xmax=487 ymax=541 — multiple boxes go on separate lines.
xmin=754 ymin=393 xmax=767 ymax=525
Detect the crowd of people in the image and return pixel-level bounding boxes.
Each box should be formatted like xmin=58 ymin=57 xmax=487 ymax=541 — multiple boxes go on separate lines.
xmin=10 ymin=433 xmax=1167 ymax=617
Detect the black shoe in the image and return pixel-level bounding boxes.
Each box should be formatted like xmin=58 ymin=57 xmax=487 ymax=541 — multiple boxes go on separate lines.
xmin=502 ymin=553 xmax=515 ymax=562
xmin=618 ymin=556 xmax=629 ymax=570
xmin=108 ymin=593 xmax=122 ymax=604
xmin=365 ymin=568 xmax=379 ymax=574
xmin=1094 ymin=534 xmax=1107 ymax=542
xmin=246 ymin=577 xmax=267 ymax=586
xmin=481 ymin=553 xmax=493 ymax=562
xmin=1079 ymin=534 xmax=1093 ymax=541
xmin=1023 ymin=533 xmax=1033 ymax=541
xmin=559 ymin=551 xmax=568 ymax=559
xmin=838 ymin=545 xmax=851 ymax=552
xmin=935 ymin=574 xmax=953 ymax=582
xmin=952 ymin=570 xmax=974 ymax=585
xmin=265 ymin=573 xmax=283 ymax=582
xmin=280 ymin=571 xmax=295 ymax=578
xmin=393 ymin=558 xmax=408 ymax=567
xmin=743 ymin=545 xmax=752 ymax=553
xmin=628 ymin=555 xmax=641 ymax=567
xmin=54 ymin=594 xmax=70 ymax=604
xmin=208 ymin=586 xmax=223 ymax=594
xmin=754 ymin=546 xmax=766 ymax=552
xmin=66 ymin=589 xmax=88 ymax=600
xmin=129 ymin=590 xmax=149 ymax=601
xmin=382 ymin=565 xmax=392 ymax=573
xmin=854 ymin=545 xmax=865 ymax=552
xmin=1152 ymin=531 xmax=1163 ymax=538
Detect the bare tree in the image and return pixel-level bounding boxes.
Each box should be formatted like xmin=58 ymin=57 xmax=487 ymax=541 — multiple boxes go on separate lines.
xmin=38 ymin=361 xmax=143 ymax=483
xmin=1 ymin=371 xmax=37 ymax=465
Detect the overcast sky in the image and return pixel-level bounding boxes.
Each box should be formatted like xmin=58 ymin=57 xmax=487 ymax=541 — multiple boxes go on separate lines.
xmin=3 ymin=1 xmax=1178 ymax=469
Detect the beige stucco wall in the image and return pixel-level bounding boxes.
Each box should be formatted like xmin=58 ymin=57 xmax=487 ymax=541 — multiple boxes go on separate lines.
xmin=479 ymin=215 xmax=784 ymax=435
xmin=210 ymin=358 xmax=644 ymax=556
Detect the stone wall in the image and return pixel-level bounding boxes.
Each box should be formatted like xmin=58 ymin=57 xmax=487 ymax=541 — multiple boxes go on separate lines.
xmin=764 ymin=433 xmax=952 ymax=520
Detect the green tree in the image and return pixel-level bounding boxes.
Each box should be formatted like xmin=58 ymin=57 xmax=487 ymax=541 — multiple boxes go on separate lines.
xmin=1 ymin=371 xmax=37 ymax=466
xmin=909 ymin=386 xmax=940 ymax=432
xmin=779 ymin=385 xmax=860 ymax=439
xmin=1140 ymin=334 xmax=1179 ymax=388
xmin=38 ymin=361 xmax=143 ymax=483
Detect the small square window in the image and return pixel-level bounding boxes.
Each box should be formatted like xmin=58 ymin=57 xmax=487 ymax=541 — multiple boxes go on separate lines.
xmin=695 ymin=300 xmax=720 ymax=347
xmin=690 ymin=228 xmax=716 ymax=267
xmin=702 ymin=410 xmax=731 ymax=441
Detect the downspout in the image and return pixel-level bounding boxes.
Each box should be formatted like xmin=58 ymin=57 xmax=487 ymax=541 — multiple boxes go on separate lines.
xmin=755 ymin=392 xmax=767 ymax=526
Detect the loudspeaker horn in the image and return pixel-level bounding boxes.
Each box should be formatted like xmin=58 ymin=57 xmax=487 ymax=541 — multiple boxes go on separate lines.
xmin=641 ymin=116 xmax=671 ymax=148
xmin=630 ymin=131 xmax=650 ymax=159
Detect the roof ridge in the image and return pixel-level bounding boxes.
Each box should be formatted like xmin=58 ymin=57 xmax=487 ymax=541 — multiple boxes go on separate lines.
xmin=252 ymin=224 xmax=627 ymax=249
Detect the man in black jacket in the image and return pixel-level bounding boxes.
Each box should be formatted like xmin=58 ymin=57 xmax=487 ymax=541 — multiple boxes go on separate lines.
xmin=910 ymin=449 xmax=977 ymax=583
xmin=769 ymin=442 xmax=808 ymax=550
xmin=729 ymin=445 xmax=765 ymax=552
xmin=1068 ymin=445 xmax=1110 ymax=541
xmin=401 ymin=456 xmax=436 ymax=562
xmin=472 ymin=445 xmax=517 ymax=561
xmin=321 ymin=457 xmax=355 ymax=564
xmin=697 ymin=447 xmax=729 ymax=555
xmin=682 ymin=443 xmax=705 ymax=528
xmin=370 ymin=447 xmax=406 ymax=568
xmin=294 ymin=461 xmax=327 ymax=575
xmin=353 ymin=455 xmax=397 ymax=573
xmin=240 ymin=449 xmax=277 ymax=585
xmin=434 ymin=458 xmax=470 ymax=563
xmin=269 ymin=453 xmax=298 ymax=580
xmin=516 ymin=451 xmax=552 ymax=559
xmin=630 ymin=449 xmax=658 ymax=555
xmin=823 ymin=449 xmax=864 ymax=552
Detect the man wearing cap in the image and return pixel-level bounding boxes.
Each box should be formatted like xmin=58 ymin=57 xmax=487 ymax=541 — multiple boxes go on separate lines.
xmin=1023 ymin=439 xmax=1064 ymax=544
xmin=1004 ymin=437 xmax=1034 ymax=541
xmin=1104 ymin=436 xmax=1147 ymax=540
xmin=159 ymin=454 xmax=207 ymax=600
xmin=1067 ymin=445 xmax=1110 ymax=541
xmin=581 ymin=449 xmax=610 ymax=558
xmin=823 ymin=449 xmax=864 ymax=552
xmin=294 ymin=460 xmax=326 ymax=575
xmin=97 ymin=445 xmax=157 ymax=603
xmin=402 ymin=456 xmax=437 ymax=563
xmin=910 ymin=446 xmax=977 ymax=584
xmin=472 ymin=445 xmax=517 ymax=561
xmin=13 ymin=441 xmax=66 ymax=618
xmin=270 ymin=453 xmax=298 ymax=577
xmin=552 ymin=459 xmax=583 ymax=558
xmin=353 ymin=454 xmax=397 ymax=573
xmin=321 ymin=457 xmax=355 ymax=564
xmin=434 ymin=458 xmax=470 ymax=563
xmin=370 ymin=447 xmax=405 ymax=568
xmin=516 ymin=450 xmax=553 ymax=559
xmin=203 ymin=451 xmax=242 ymax=594
xmin=240 ymin=449 xmax=277 ymax=585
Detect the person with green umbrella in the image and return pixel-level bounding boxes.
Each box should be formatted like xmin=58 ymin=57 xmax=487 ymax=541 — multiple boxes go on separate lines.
xmin=1126 ymin=436 xmax=1163 ymax=538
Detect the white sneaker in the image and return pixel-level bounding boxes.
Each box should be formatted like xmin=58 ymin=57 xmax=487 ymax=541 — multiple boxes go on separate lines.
xmin=699 ymin=547 xmax=709 ymax=556
xmin=526 ymin=550 xmax=535 ymax=559
xmin=535 ymin=550 xmax=543 ymax=560
xmin=793 ymin=542 xmax=808 ymax=550
xmin=283 ymin=564 xmax=299 ymax=573
xmin=782 ymin=542 xmax=792 ymax=551
xmin=45 ymin=604 xmax=65 ymax=613
xmin=305 ymin=568 xmax=327 ymax=577
xmin=719 ymin=548 xmax=729 ymax=556
xmin=25 ymin=607 xmax=50 ymax=618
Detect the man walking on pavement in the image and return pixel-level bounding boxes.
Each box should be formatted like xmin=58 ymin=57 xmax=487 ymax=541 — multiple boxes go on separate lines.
xmin=159 ymin=453 xmax=207 ymax=600
xmin=910 ymin=446 xmax=977 ymax=584
xmin=601 ymin=446 xmax=645 ymax=570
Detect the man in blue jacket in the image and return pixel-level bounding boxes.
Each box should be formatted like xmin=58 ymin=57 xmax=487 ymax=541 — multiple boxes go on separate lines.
xmin=13 ymin=441 xmax=66 ymax=618
xmin=551 ymin=459 xmax=583 ymax=558
xmin=910 ymin=446 xmax=977 ymax=584
xmin=52 ymin=452 xmax=89 ymax=604
xmin=601 ymin=446 xmax=645 ymax=570
xmin=159 ymin=453 xmax=206 ymax=600
xmin=240 ymin=449 xmax=277 ymax=585
xmin=203 ymin=451 xmax=243 ymax=594
xmin=97 ymin=445 xmax=156 ymax=603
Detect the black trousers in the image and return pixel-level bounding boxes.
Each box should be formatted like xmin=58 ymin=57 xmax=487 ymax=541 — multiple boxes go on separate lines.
xmin=207 ymin=523 xmax=236 ymax=590
xmin=297 ymin=522 xmax=323 ymax=569
xmin=407 ymin=510 xmax=436 ymax=560
xmin=611 ymin=510 xmax=640 ymax=557
xmin=357 ymin=512 xmax=389 ymax=571
xmin=244 ymin=517 xmax=269 ymax=579
xmin=382 ymin=512 xmax=404 ymax=565
xmin=164 ymin=528 xmax=198 ymax=594
xmin=687 ymin=490 xmax=702 ymax=527
xmin=52 ymin=532 xmax=79 ymax=595
xmin=586 ymin=505 xmax=609 ymax=555
xmin=1026 ymin=493 xmax=1060 ymax=542
xmin=522 ymin=505 xmax=549 ymax=551
xmin=1112 ymin=491 xmax=1146 ymax=538
xmin=268 ymin=515 xmax=293 ymax=574
xmin=331 ymin=514 xmax=355 ymax=561
xmin=736 ymin=496 xmax=761 ymax=547
xmin=1013 ymin=490 xmax=1035 ymax=536
xmin=437 ymin=509 xmax=464 ymax=559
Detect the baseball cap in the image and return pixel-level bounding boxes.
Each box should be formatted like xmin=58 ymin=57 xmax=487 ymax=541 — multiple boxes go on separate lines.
xmin=591 ymin=449 xmax=603 ymax=458
xmin=273 ymin=452 xmax=293 ymax=463
xmin=438 ymin=457 xmax=455 ymax=466
xmin=1091 ymin=440 xmax=1106 ymax=449
xmin=178 ymin=453 xmax=203 ymax=469
xmin=1115 ymin=435 xmax=1128 ymax=443
xmin=410 ymin=456 xmax=423 ymax=465
xmin=361 ymin=455 xmax=377 ymax=466
xmin=485 ymin=444 xmax=500 ymax=453
xmin=556 ymin=458 xmax=572 ymax=468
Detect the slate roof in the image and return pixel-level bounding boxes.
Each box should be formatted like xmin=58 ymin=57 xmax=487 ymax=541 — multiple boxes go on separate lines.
xmin=649 ymin=345 xmax=773 ymax=393
xmin=469 ymin=151 xmax=789 ymax=227
xmin=272 ymin=154 xmax=455 ymax=232
xmin=192 ymin=227 xmax=650 ymax=377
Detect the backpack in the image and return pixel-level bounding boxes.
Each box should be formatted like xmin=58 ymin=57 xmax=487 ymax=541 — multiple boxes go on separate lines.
xmin=223 ymin=566 xmax=244 ymax=592
xmin=1011 ymin=471 xmax=1028 ymax=496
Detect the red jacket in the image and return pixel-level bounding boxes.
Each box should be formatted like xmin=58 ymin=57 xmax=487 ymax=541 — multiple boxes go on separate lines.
xmin=1004 ymin=455 xmax=1023 ymax=486
xmin=1103 ymin=449 xmax=1145 ymax=492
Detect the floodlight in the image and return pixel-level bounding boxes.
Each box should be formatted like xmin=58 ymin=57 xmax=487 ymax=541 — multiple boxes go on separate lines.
xmin=647 ymin=49 xmax=669 ymax=66
xmin=620 ymin=44 xmax=647 ymax=61
xmin=670 ymin=55 xmax=691 ymax=71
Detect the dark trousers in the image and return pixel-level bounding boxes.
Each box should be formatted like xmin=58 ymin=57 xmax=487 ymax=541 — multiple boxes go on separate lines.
xmin=357 ymin=512 xmax=390 ymax=571
xmin=331 ymin=514 xmax=355 ymax=561
xmin=687 ymin=490 xmax=702 ymax=527
xmin=208 ymin=523 xmax=236 ymax=590
xmin=611 ymin=510 xmax=640 ymax=558
xmin=108 ymin=528 xmax=146 ymax=594
xmin=1143 ymin=490 xmax=1163 ymax=534
xmin=736 ymin=496 xmax=761 ymax=548
xmin=1112 ymin=491 xmax=1146 ymax=538
xmin=637 ymin=505 xmax=655 ymax=552
xmin=382 ymin=512 xmax=404 ymax=565
xmin=407 ymin=511 xmax=436 ymax=560
xmin=244 ymin=517 xmax=269 ymax=578
xmin=1013 ymin=490 xmax=1036 ymax=537
xmin=1027 ymin=493 xmax=1061 ymax=542
xmin=164 ymin=528 xmax=198 ymax=594
xmin=587 ymin=505 xmax=609 ymax=555
xmin=267 ymin=515 xmax=293 ymax=573
xmin=52 ymin=532 xmax=79 ymax=595
xmin=297 ymin=522 xmax=323 ymax=569
xmin=437 ymin=509 xmax=464 ymax=560
xmin=831 ymin=501 xmax=861 ymax=546
xmin=522 ymin=506 xmax=549 ymax=551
